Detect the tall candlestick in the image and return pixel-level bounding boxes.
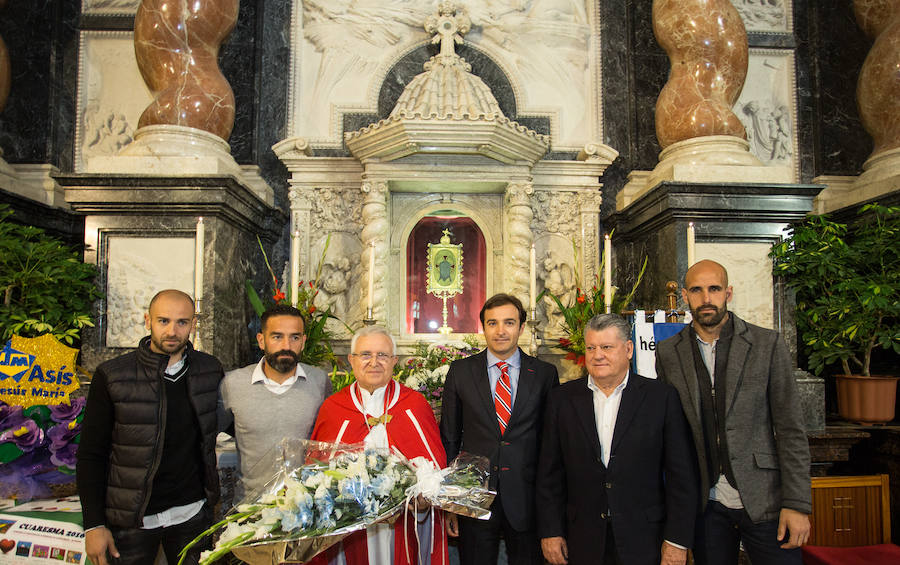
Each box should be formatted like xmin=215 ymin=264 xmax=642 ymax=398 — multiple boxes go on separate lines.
xmin=290 ymin=231 xmax=300 ymax=307
xmin=603 ymin=234 xmax=612 ymax=313
xmin=687 ymin=222 xmax=696 ymax=267
xmin=529 ymin=243 xmax=536 ymax=308
xmin=194 ymin=217 xmax=205 ymax=303
xmin=367 ymin=242 xmax=375 ymax=313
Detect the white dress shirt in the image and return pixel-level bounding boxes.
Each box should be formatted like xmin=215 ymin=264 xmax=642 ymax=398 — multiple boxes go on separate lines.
xmin=587 ymin=371 xmax=629 ymax=467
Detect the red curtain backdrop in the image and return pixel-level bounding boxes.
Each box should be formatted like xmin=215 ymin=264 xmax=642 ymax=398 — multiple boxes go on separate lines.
xmin=406 ymin=216 xmax=486 ymax=334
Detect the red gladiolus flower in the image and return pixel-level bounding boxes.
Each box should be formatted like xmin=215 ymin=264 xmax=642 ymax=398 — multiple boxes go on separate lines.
xmin=577 ymin=294 xmax=586 ymax=303
xmin=309 ymin=281 xmax=314 ymax=288
xmin=559 ymin=337 xmax=572 ymax=347
xmin=308 ymin=305 xmax=316 ymax=313
xmin=273 ymin=289 xmax=286 ymax=302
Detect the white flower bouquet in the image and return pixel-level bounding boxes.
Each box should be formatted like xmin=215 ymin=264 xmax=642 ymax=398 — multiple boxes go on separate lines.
xmin=179 ymin=439 xmax=417 ymax=564
xmin=179 ymin=441 xmax=497 ymax=564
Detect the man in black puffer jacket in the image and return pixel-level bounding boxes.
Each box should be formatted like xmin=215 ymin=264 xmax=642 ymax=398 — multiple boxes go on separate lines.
xmin=77 ymin=289 xmax=224 ymax=565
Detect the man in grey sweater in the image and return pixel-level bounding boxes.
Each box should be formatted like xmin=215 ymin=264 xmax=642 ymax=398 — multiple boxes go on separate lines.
xmin=218 ymin=304 xmax=331 ymax=500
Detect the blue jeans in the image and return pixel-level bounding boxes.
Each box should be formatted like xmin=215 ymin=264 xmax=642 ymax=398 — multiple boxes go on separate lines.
xmin=693 ymin=501 xmax=802 ymax=565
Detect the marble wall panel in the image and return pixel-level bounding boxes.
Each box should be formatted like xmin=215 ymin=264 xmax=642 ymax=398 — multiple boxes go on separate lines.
xmin=105 ymin=236 xmax=194 ymax=348
xmin=696 ymin=241 xmax=774 ymax=329
xmin=0 ymin=1 xmax=78 ymax=167
xmin=220 ymin=0 xmax=257 ymax=163
xmin=734 ymin=49 xmax=798 ymax=181
xmin=810 ymin=2 xmax=872 ymax=176
xmin=76 ymin=31 xmax=152 ymax=172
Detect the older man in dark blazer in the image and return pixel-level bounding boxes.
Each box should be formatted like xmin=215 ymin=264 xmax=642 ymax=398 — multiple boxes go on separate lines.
xmin=440 ymin=293 xmax=559 ymax=565
xmin=537 ymin=314 xmax=698 ymax=565
xmin=655 ymin=260 xmax=811 ymax=565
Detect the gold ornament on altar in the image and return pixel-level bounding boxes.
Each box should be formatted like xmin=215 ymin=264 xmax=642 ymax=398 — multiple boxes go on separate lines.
xmin=426 ymin=229 xmax=463 ymax=334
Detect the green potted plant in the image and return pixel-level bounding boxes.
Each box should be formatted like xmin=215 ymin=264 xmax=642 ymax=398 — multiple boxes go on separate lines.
xmin=769 ymin=203 xmax=899 ymax=424
xmin=0 ymin=204 xmax=100 ymax=345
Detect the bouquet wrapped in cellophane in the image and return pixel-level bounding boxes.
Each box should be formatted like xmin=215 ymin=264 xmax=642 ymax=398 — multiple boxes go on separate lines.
xmin=180 ymin=439 xmax=495 ymax=564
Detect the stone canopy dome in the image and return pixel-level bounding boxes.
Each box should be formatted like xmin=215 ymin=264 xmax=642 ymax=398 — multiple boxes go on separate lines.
xmin=345 ymin=3 xmax=549 ymax=165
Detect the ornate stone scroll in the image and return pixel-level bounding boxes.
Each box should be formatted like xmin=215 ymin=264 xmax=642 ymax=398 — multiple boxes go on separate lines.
xmin=134 ymin=0 xmax=238 ymax=140
xmin=653 ymin=0 xmax=748 ymax=147
xmin=505 ymin=182 xmax=534 ymax=308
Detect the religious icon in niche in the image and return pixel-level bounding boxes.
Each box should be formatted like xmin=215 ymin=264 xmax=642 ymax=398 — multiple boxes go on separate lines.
xmin=426 ymin=229 xmax=463 ymax=334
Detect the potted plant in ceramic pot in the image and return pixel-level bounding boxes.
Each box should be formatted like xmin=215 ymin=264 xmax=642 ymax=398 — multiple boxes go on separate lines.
xmin=769 ymin=203 xmax=899 ymax=424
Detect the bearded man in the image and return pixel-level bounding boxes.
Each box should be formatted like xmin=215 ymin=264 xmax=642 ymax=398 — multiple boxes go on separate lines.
xmin=655 ymin=260 xmax=811 ymax=565
xmin=218 ymin=304 xmax=331 ymax=500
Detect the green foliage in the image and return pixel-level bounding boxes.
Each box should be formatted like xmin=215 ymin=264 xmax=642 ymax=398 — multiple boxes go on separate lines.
xmin=770 ymin=203 xmax=900 ymax=376
xmin=0 ymin=205 xmax=100 ymax=344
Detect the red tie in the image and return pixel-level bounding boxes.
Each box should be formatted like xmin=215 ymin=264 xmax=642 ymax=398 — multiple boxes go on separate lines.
xmin=494 ymin=361 xmax=512 ymax=435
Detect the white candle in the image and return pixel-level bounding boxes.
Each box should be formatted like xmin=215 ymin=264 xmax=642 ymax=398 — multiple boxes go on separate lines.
xmin=194 ymin=217 xmax=205 ymax=303
xmin=367 ymin=242 xmax=375 ymax=313
xmin=687 ymin=222 xmax=696 ymax=267
xmin=290 ymin=231 xmax=300 ymax=307
xmin=603 ymin=234 xmax=612 ymax=313
xmin=529 ymin=243 xmax=536 ymax=309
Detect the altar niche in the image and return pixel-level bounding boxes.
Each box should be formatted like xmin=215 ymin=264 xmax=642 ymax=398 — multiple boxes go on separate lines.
xmin=405 ymin=214 xmax=486 ymax=335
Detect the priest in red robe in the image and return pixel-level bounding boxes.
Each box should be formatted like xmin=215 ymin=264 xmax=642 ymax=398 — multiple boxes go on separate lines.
xmin=309 ymin=326 xmax=449 ymax=565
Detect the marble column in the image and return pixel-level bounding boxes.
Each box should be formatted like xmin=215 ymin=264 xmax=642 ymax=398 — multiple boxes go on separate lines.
xmin=504 ymin=182 xmax=534 ymax=309
xmin=89 ymin=0 xmax=247 ymax=178
xmin=643 ymin=0 xmax=787 ymax=192
xmin=852 ymin=0 xmax=900 ymax=197
xmin=288 ymin=187 xmax=313 ymax=284
xmin=361 ymin=181 xmax=389 ymax=321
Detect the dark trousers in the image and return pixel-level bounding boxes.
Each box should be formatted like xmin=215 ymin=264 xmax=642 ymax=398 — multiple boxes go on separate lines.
xmin=693 ymin=501 xmax=802 ymax=565
xmin=457 ymin=496 xmax=542 ymax=565
xmin=109 ymin=506 xmax=212 ymax=565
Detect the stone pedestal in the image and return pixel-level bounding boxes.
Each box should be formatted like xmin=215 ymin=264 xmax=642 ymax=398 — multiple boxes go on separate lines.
xmin=57 ymin=174 xmax=284 ymax=371
xmin=796 ymin=369 xmax=826 ymax=432
xmin=605 ymin=181 xmax=821 ymax=336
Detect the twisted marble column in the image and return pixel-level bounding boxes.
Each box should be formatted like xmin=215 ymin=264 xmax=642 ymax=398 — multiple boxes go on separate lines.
xmin=653 ymin=0 xmax=748 ymax=148
xmin=361 ymin=181 xmax=389 ymax=320
xmin=134 ymin=0 xmax=238 ymax=140
xmin=505 ymin=183 xmax=535 ymax=309
xmin=855 ymin=0 xmax=900 ymax=157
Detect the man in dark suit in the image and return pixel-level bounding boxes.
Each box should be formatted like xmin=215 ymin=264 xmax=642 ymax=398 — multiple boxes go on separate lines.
xmin=440 ymin=293 xmax=559 ymax=565
xmin=655 ymin=260 xmax=811 ymax=565
xmin=537 ymin=314 xmax=698 ymax=565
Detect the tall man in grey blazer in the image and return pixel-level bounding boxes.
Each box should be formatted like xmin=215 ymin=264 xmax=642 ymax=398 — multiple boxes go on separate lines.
xmin=655 ymin=260 xmax=812 ymax=565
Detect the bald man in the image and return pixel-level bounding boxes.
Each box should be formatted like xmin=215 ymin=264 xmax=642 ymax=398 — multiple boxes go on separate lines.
xmin=77 ymin=290 xmax=225 ymax=565
xmin=655 ymin=261 xmax=811 ymax=565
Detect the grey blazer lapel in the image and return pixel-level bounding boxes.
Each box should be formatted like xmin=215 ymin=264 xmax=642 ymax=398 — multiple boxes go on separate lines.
xmin=725 ymin=318 xmax=751 ymax=415
xmin=675 ymin=332 xmax=703 ymax=426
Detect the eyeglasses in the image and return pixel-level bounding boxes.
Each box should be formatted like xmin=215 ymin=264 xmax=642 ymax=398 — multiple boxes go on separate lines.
xmin=350 ymin=352 xmax=395 ymax=363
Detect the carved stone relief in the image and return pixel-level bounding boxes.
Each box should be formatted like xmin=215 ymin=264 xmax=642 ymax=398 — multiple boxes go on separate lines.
xmin=531 ymin=190 xmax=580 ymax=239
xmin=730 ymin=0 xmax=791 ymax=33
xmin=536 ymin=234 xmax=577 ymax=337
xmin=290 ymin=0 xmax=599 ymax=150
xmin=77 ymin=32 xmax=153 ymax=172
xmin=734 ymin=50 xmax=798 ymax=180
xmin=82 ymin=0 xmax=141 ymax=16
xmin=105 ymin=236 xmax=194 ymax=348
